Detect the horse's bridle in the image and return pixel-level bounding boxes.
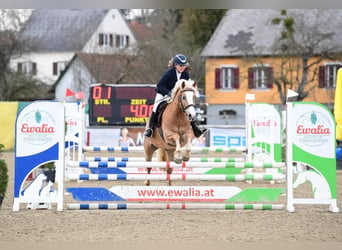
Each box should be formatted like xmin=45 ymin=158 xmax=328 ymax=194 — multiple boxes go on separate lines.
xmin=178 ymin=88 xmax=196 ymax=118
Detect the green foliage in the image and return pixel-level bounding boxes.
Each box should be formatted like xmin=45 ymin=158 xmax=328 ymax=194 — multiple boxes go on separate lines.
xmin=0 ymin=144 xmax=8 ymax=197
xmin=160 ymin=9 xmax=226 ymax=91
xmin=280 ymin=9 xmax=287 ymax=16
xmin=269 ymin=9 xmax=341 ymax=104
xmin=0 ymin=26 xmax=52 ymax=101
xmin=177 ymin=9 xmax=226 ymax=50
xmin=271 ymin=18 xmax=281 ymax=25
xmin=283 ymin=17 xmax=294 ymax=34
xmin=2 ymin=72 xmax=53 ymax=101
xmin=136 ymin=9 xmax=226 ymax=93
xmin=0 ymin=68 xmax=53 ymax=101
xmin=272 ymin=10 xmax=295 ymax=41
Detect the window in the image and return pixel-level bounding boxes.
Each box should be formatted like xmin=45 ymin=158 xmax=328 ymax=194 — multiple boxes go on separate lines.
xmin=53 ymin=61 xmax=68 ymax=75
xmin=215 ymin=66 xmax=239 ymax=90
xmin=319 ymin=63 xmax=342 ymax=88
xmin=219 ymin=109 xmax=237 ymax=117
xmin=115 ymin=34 xmax=129 ymax=48
xmin=17 ymin=61 xmax=37 ymax=75
xmin=98 ymin=33 xmax=114 ymax=47
xmin=248 ymin=66 xmax=273 ymax=89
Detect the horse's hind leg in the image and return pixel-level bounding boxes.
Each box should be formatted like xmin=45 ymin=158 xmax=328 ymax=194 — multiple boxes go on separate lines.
xmin=144 ymin=144 xmax=157 ymax=186
xmin=145 ymin=167 xmax=151 ymax=186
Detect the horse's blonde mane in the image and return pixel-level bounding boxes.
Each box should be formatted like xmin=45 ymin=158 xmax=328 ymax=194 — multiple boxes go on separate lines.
xmin=171 ymin=79 xmax=199 ymax=99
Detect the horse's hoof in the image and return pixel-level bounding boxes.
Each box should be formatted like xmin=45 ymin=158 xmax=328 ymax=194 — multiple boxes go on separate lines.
xmin=174 ymin=158 xmax=182 ymax=164
xmin=144 ymin=180 xmax=150 ymax=186
xmin=182 ymin=157 xmax=190 ymax=162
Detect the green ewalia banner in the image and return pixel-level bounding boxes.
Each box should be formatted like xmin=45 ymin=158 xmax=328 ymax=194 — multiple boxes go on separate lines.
xmin=286 ymin=102 xmax=339 ymax=213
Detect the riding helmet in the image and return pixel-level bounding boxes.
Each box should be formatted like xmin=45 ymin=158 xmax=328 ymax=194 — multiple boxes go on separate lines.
xmin=173 ymin=54 xmax=189 ymax=66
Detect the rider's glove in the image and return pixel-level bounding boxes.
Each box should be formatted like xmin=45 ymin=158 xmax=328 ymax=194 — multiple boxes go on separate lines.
xmin=164 ymin=93 xmax=172 ymax=103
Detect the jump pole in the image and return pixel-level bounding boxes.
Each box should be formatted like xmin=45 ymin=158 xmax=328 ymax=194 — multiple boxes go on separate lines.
xmin=66 ymin=173 xmax=285 ymax=181
xmin=67 ymin=160 xmax=285 ymax=169
xmin=82 ymin=146 xmax=247 ymax=154
xmin=67 ymin=203 xmax=285 ymax=210
xmin=84 ymin=156 xmax=246 ymax=162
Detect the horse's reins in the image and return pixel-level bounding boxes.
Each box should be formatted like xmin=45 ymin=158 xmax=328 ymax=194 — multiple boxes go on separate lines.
xmin=154 ymin=95 xmax=172 ymax=105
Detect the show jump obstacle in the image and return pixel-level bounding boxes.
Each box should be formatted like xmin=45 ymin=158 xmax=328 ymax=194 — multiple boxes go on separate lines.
xmin=12 ymin=101 xmax=339 ymax=212
xmin=12 ymin=101 xmax=65 ymax=211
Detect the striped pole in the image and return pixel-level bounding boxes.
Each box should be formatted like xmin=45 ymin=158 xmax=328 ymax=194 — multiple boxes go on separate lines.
xmin=82 ymin=146 xmax=247 ymax=153
xmin=84 ymin=157 xmax=246 ymax=162
xmin=66 ymin=173 xmax=285 ymax=181
xmin=67 ymin=160 xmax=285 ymax=169
xmin=67 ymin=203 xmax=285 ymax=210
xmin=192 ymin=146 xmax=247 ymax=153
xmin=83 ymin=146 xmax=144 ymax=152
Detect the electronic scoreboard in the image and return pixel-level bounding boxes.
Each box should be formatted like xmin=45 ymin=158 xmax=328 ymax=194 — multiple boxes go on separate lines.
xmin=89 ymin=84 xmax=156 ymax=126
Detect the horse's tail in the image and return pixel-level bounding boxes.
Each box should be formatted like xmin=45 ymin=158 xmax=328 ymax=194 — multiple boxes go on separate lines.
xmin=156 ymin=148 xmax=167 ymax=162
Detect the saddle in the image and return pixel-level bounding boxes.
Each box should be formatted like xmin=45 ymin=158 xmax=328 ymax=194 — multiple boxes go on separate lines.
xmin=156 ymin=101 xmax=168 ymax=127
xmin=154 ymin=101 xmax=174 ymax=145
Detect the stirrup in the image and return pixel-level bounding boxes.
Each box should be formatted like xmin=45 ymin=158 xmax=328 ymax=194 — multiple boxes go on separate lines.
xmin=201 ymin=128 xmax=208 ymax=135
xmin=144 ymin=128 xmax=153 ymax=137
xmin=193 ymin=128 xmax=208 ymax=138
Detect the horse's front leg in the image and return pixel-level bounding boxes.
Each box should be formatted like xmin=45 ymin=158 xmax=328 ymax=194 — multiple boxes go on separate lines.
xmin=171 ymin=134 xmax=182 ymax=164
xmin=181 ymin=132 xmax=193 ymax=161
xmin=144 ymin=167 xmax=151 ymax=186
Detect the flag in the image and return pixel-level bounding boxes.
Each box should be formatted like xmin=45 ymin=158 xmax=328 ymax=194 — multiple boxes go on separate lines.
xmin=75 ymin=91 xmax=84 ymax=99
xmin=65 ymin=88 xmax=74 ymax=97
xmin=287 ymin=89 xmax=299 ymax=99
xmin=245 ymin=93 xmax=255 ymax=101
xmin=334 ymin=68 xmax=342 ymax=140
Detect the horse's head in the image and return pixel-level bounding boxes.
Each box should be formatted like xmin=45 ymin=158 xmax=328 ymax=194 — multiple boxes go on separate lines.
xmin=172 ymin=79 xmax=198 ymax=121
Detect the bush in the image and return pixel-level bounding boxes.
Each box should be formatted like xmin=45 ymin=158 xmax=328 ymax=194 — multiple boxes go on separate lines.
xmin=0 ymin=144 xmax=9 ymax=198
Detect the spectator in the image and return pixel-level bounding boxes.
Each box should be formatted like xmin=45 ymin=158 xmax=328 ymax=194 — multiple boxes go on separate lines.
xmin=118 ymin=127 xmax=136 ymax=147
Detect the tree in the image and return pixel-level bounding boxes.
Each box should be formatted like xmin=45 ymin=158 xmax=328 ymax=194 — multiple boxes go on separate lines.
xmin=65 ymin=9 xmax=224 ymax=94
xmin=177 ymin=9 xmax=226 ymax=50
xmin=0 ymin=9 xmax=52 ymax=101
xmin=270 ymin=9 xmax=342 ymax=104
xmin=133 ymin=9 xmax=226 ymax=93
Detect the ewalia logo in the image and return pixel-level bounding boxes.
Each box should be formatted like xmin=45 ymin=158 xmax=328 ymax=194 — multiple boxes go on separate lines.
xmin=295 ymin=111 xmax=332 ymax=147
xmin=19 ymin=108 xmax=56 ymax=145
xmin=310 ymin=111 xmax=317 ymax=124
xmin=35 ymin=110 xmax=42 ymax=123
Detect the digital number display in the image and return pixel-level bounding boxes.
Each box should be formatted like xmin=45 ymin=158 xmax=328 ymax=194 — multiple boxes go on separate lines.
xmin=89 ymin=84 xmax=155 ymax=126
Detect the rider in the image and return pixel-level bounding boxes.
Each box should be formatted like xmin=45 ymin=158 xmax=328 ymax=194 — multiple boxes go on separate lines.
xmin=144 ymin=54 xmax=208 ymax=138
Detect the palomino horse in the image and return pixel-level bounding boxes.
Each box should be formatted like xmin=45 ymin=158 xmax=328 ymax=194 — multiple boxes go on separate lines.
xmin=144 ymin=79 xmax=199 ymax=186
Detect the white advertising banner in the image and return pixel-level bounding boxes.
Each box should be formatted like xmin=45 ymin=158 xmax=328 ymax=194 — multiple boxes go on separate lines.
xmin=13 ymin=101 xmax=64 ymax=211
xmin=209 ymin=127 xmax=245 ymax=147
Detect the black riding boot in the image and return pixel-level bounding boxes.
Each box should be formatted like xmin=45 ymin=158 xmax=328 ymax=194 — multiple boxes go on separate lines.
xmin=191 ymin=120 xmax=208 ymax=138
xmin=144 ymin=112 xmax=158 ymax=137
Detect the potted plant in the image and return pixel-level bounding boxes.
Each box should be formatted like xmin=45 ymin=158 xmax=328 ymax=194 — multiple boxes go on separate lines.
xmin=0 ymin=144 xmax=9 ymax=209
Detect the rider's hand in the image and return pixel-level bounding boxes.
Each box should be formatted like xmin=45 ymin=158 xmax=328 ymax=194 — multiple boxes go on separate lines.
xmin=164 ymin=94 xmax=172 ymax=103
